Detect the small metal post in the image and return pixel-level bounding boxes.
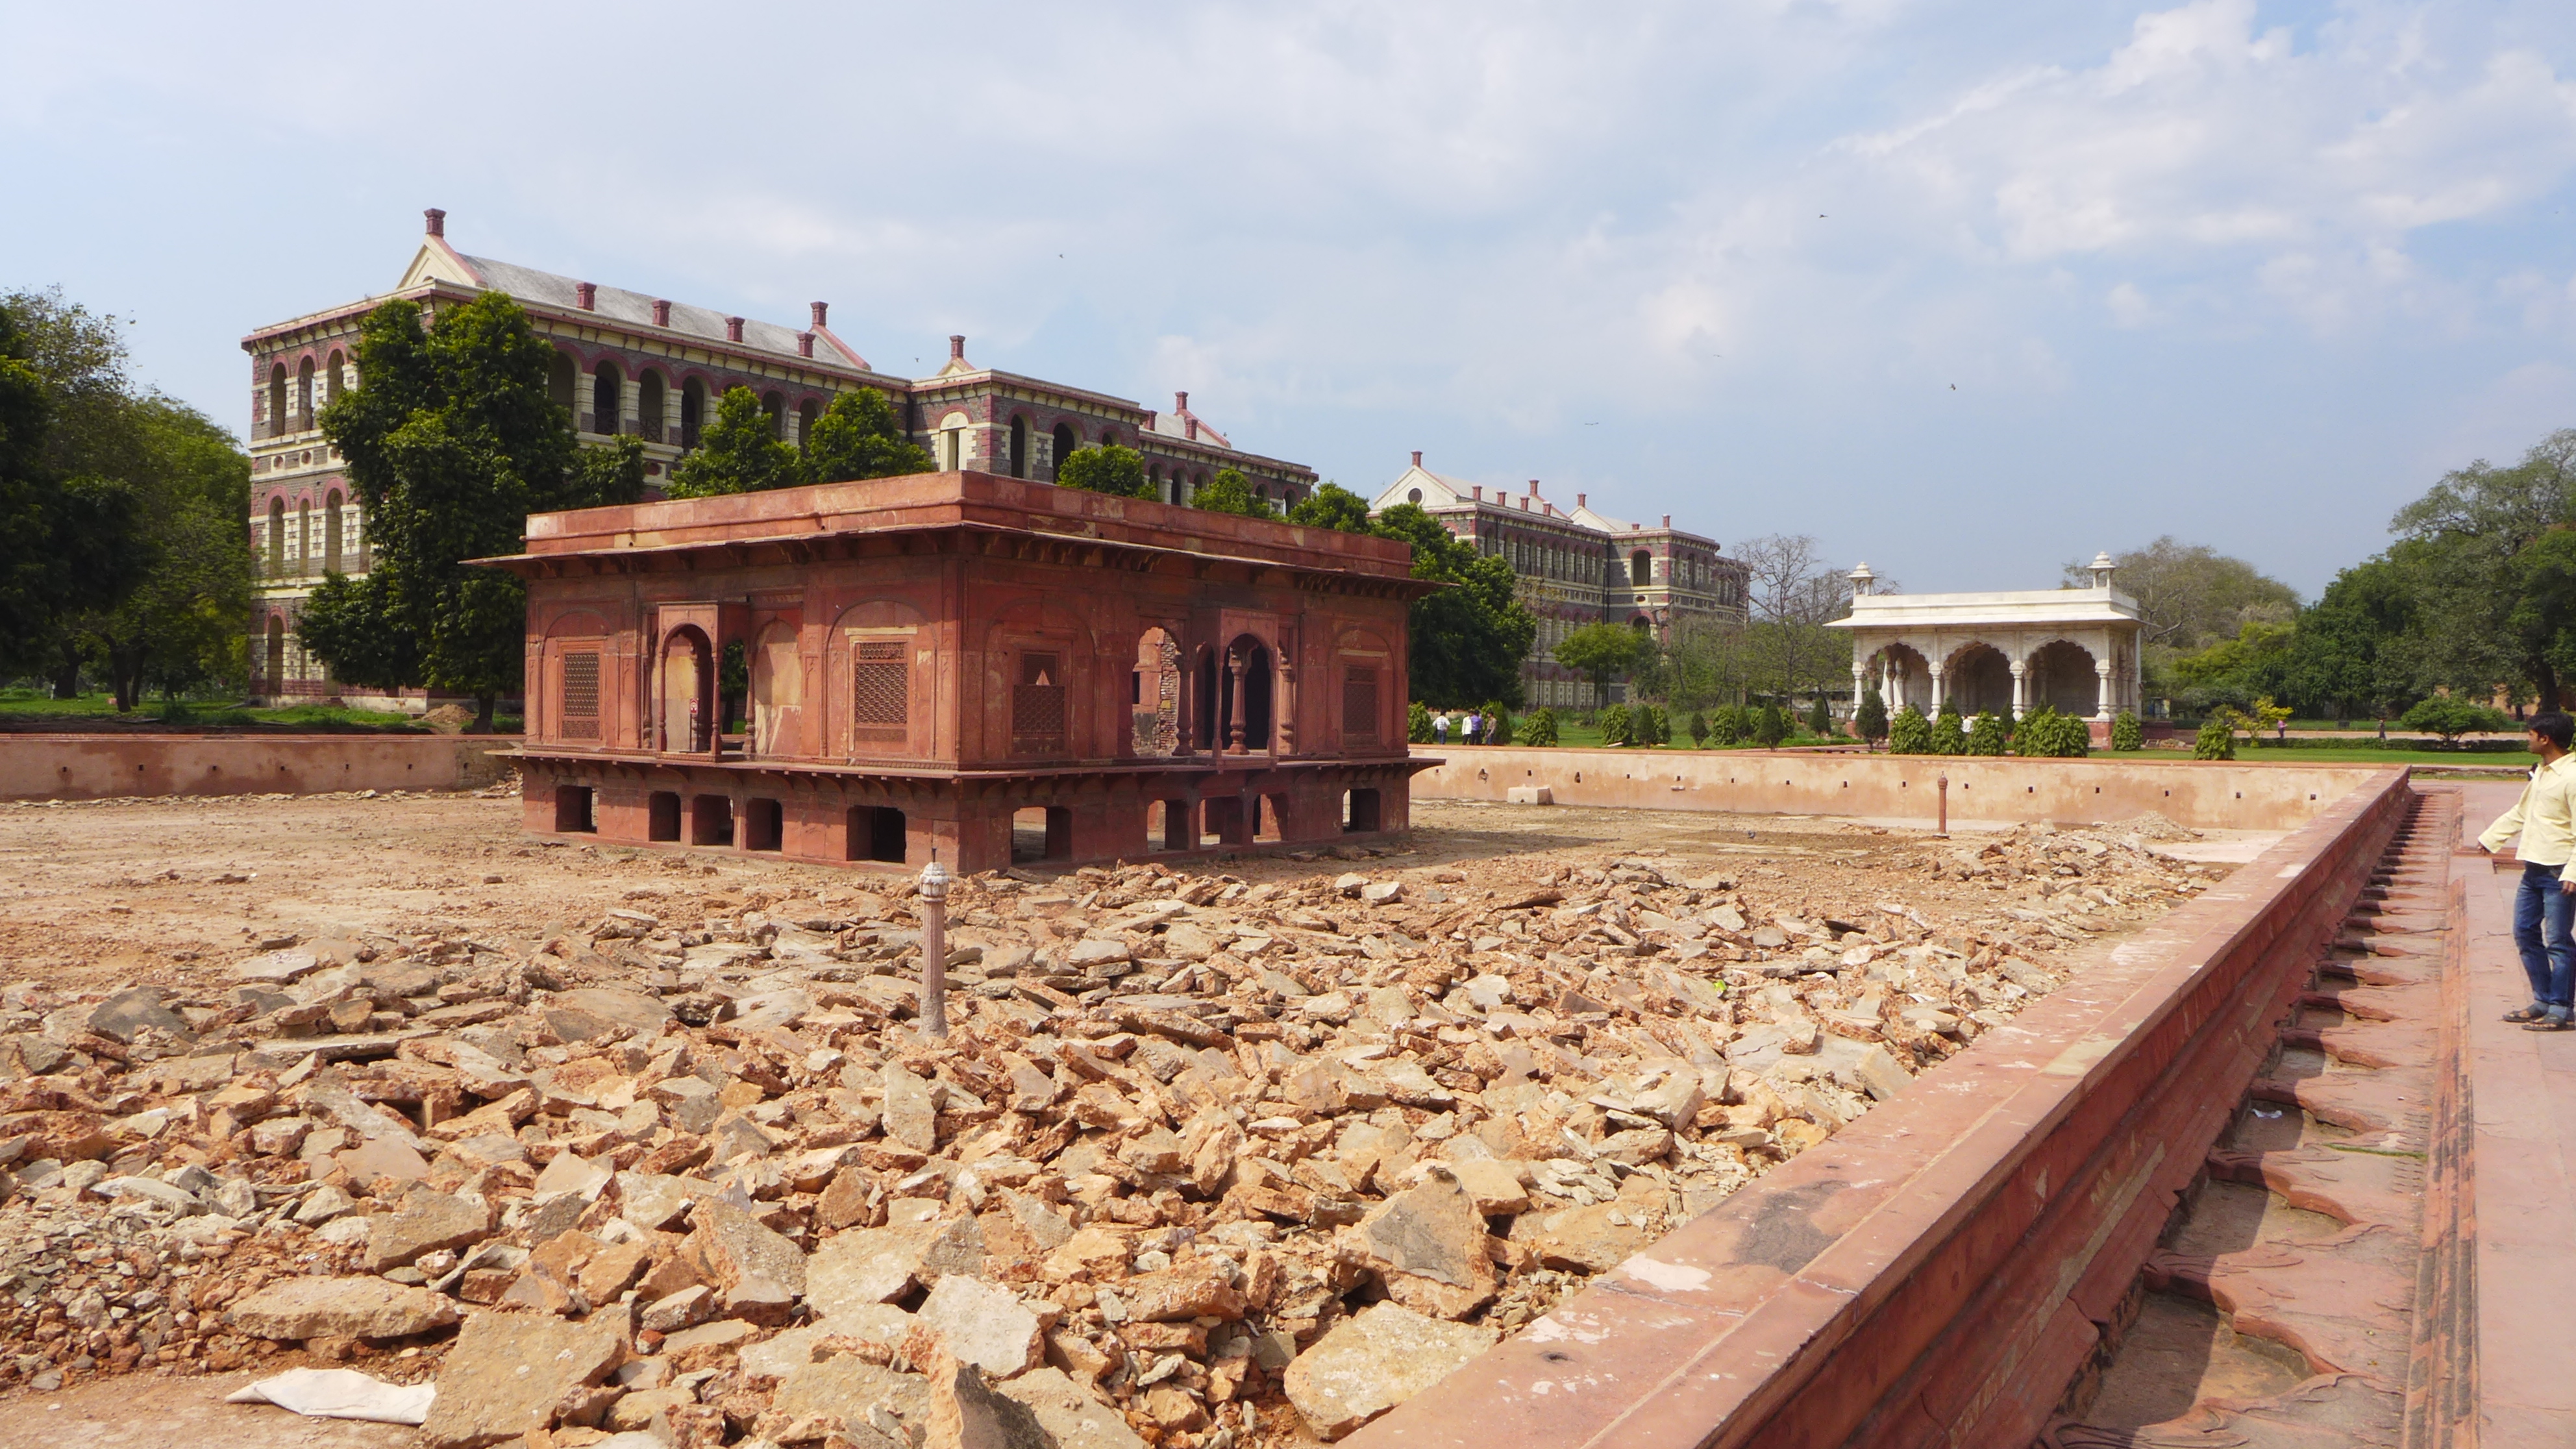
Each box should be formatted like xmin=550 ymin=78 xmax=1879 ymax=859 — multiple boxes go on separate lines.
xmin=917 ymin=856 xmax=950 ymax=1039
xmin=1937 ymin=774 xmax=1950 ymax=838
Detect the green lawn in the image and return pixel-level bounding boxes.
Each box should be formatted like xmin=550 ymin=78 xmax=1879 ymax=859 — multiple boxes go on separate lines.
xmin=2108 ymin=745 xmax=2534 ymax=768
xmin=1469 ymin=718 xmax=1846 ymax=750
xmin=0 ymin=689 xmax=509 ymax=732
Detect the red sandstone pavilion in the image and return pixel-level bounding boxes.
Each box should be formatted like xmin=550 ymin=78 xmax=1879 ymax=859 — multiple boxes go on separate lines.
xmin=479 ymin=469 xmax=1439 ymax=872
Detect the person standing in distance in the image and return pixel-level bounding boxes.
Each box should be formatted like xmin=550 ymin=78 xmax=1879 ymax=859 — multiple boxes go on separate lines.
xmin=2481 ymin=710 xmax=2576 ymax=1030
xmin=1432 ymin=710 xmax=1451 ymax=745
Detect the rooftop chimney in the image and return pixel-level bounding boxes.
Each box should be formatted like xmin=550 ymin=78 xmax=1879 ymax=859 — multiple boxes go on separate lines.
xmin=424 ymin=208 xmax=445 ymax=238
xmin=1577 ymin=492 xmax=1587 ymax=509
xmin=1528 ymin=478 xmax=1542 ymax=498
xmin=950 ymin=335 xmax=966 ymax=362
xmin=725 ymin=316 xmax=745 ymax=343
xmin=575 ymin=282 xmax=596 ymax=312
xmin=1411 ymin=450 xmax=1422 ymax=468
xmin=1186 ymin=417 xmax=1198 ymax=441
xmin=797 ymin=332 xmax=815 ymax=358
xmin=651 ymin=299 xmax=671 ymax=327
xmin=1662 ymin=514 xmax=1671 ymax=528
xmin=811 ymin=301 xmax=829 ymax=329
xmin=1175 ymin=391 xmax=1189 ymax=412
xmin=1470 ymin=485 xmax=1481 ymax=501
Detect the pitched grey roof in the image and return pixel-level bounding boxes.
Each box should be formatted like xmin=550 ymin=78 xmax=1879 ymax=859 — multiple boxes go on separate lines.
xmin=458 ymin=254 xmax=871 ymax=373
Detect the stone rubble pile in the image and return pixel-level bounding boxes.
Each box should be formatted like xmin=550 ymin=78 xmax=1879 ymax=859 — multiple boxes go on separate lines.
xmin=0 ymin=823 xmax=2215 ymax=1446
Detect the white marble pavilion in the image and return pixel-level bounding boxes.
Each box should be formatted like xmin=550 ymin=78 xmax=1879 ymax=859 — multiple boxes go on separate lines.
xmin=1827 ymin=554 xmax=2144 ymax=722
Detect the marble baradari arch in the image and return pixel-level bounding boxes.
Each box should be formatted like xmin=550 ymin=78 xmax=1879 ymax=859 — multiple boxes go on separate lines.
xmin=1828 ymin=554 xmax=2143 ymax=727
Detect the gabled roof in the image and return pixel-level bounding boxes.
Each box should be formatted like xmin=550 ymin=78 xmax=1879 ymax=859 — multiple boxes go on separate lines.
xmin=1148 ymin=393 xmax=1232 ymax=450
xmin=391 ymin=229 xmax=873 ymax=373
xmin=1369 ymin=463 xmax=1596 ymax=528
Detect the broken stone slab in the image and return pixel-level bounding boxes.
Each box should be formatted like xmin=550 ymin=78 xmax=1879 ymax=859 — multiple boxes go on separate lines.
xmin=682 ymin=1196 xmax=806 ymax=1306
xmin=767 ymin=1356 xmax=930 ymax=1443
xmin=229 ymin=1276 xmax=462 ymax=1341
xmin=234 ymin=949 xmax=325 ymax=985
xmin=86 ymin=987 xmax=193 ymax=1044
xmin=1504 ymin=785 xmax=1554 ymax=806
xmin=1120 ymin=1257 xmax=1246 ymax=1323
xmin=94 ymin=1175 xmax=200 ymax=1213
xmin=1352 ymin=1170 xmax=1496 ymax=1320
xmin=419 ymin=1309 xmax=625 ymax=1449
xmin=541 ymin=986 xmax=673 ymax=1043
xmin=1283 ymin=1302 xmax=1498 ymax=1440
xmin=1000 ymin=1367 xmax=1148 ymax=1449
xmin=367 ymin=1187 xmax=490 ymax=1271
xmin=808 ymin=1202 xmax=985 ymax=1319
xmin=923 ymin=1353 xmax=1057 ymax=1449
xmin=882 ymin=1061 xmax=939 ymax=1153
xmin=915 ymin=1274 xmax=1045 ymax=1376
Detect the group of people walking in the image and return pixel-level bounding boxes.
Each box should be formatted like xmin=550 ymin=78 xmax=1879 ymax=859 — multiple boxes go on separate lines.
xmin=1429 ymin=710 xmax=1489 ymax=745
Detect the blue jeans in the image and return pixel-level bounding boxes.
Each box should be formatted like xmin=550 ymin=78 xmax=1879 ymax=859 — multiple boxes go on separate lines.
xmin=2512 ymin=861 xmax=2576 ymax=1011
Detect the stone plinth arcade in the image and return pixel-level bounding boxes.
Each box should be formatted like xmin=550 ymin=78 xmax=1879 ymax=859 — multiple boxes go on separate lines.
xmin=480 ymin=471 xmax=1437 ymax=872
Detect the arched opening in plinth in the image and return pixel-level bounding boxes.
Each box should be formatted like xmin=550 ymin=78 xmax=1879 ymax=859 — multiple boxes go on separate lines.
xmin=1945 ymin=643 xmax=2012 ymax=717
xmin=847 ymin=806 xmax=906 ymax=863
xmin=2027 ymin=639 xmax=2102 ymax=717
xmin=1013 ymin=806 xmax=1072 ymax=863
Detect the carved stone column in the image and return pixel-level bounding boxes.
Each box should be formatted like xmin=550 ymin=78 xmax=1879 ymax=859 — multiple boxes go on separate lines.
xmin=2009 ymin=659 xmax=2027 ymax=719
xmin=1226 ymin=648 xmax=1248 ymax=754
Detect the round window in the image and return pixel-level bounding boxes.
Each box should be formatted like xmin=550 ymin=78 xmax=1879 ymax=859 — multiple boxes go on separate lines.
xmin=1407 ymin=488 xmax=1423 ymax=504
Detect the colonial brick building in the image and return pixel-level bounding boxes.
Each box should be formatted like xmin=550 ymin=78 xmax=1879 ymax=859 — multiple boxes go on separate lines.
xmin=486 ymin=471 xmax=1431 ymax=872
xmin=1368 ymin=455 xmax=1748 ymax=708
xmin=240 ymin=210 xmax=1317 ymax=707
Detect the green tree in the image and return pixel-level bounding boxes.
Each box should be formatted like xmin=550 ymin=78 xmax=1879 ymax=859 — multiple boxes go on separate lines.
xmin=1191 ymin=468 xmax=1274 ymax=517
xmin=1855 ymin=687 xmax=1889 ymax=747
xmin=1888 ymin=703 xmax=1933 ymax=754
xmin=1710 ymin=704 xmax=1746 ymax=746
xmin=1964 ymin=711 xmax=2009 ymax=755
xmin=2072 ymin=537 xmax=2299 ymax=697
xmin=669 ymin=386 xmax=800 ymax=498
xmin=1407 ymin=699 xmax=1432 ymax=744
xmin=1286 ymin=483 xmax=1372 ymax=532
xmin=1368 ymin=502 xmax=1535 ymax=709
xmin=2399 ymin=695 xmax=2512 ymax=747
xmin=1805 ymin=695 xmax=1834 ymax=738
xmin=2111 ymin=711 xmax=2144 ymax=751
xmin=1054 ymin=442 xmax=1153 ymax=500
xmin=308 ymin=293 xmax=641 ymax=730
xmin=2285 ymin=558 xmax=2420 ymax=722
xmin=1752 ymin=703 xmax=1789 ymax=747
xmin=1598 ymin=703 xmax=1633 ymax=746
xmin=1687 ymin=710 xmax=1709 ymax=747
xmin=1481 ymin=700 xmax=1515 ymax=745
xmin=79 ymin=398 xmax=253 ymax=708
xmin=804 ymin=388 xmax=932 ymax=482
xmin=2014 ymin=704 xmax=2090 ymax=757
xmin=1555 ymin=622 xmax=1646 ymax=709
xmin=1522 ymin=706 xmax=1559 ymax=746
xmin=1931 ymin=701 xmax=1967 ymax=754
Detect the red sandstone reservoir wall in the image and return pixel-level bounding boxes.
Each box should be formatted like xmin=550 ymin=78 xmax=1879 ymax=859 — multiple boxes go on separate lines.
xmin=1351 ymin=765 xmax=2413 ymax=1449
xmin=1413 ymin=745 xmax=2379 ymax=832
xmin=0 ymin=734 xmax=516 ymax=802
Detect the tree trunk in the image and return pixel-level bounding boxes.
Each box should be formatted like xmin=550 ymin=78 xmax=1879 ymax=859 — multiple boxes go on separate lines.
xmin=50 ymin=640 xmax=82 ymax=700
xmin=2538 ymin=661 xmax=2562 ymax=719
xmin=471 ymin=693 xmax=497 ymax=734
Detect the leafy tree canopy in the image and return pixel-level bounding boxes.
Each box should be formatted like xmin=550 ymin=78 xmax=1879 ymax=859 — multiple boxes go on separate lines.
xmin=667 ymin=386 xmax=800 ymax=498
xmin=1054 ymin=443 xmax=1153 ymax=499
xmin=1554 ymin=622 xmax=1646 ymax=707
xmin=1369 ymin=502 xmax=1535 ymax=709
xmin=804 ymin=388 xmax=932 ymax=483
xmin=1191 ymin=468 xmax=1274 ymax=517
xmin=1286 ymin=482 xmax=1371 ymax=532
xmin=309 ymin=293 xmax=640 ymax=728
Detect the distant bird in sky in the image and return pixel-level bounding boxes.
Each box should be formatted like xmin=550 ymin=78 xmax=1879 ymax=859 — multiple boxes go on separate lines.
xmin=1950 ymin=384 xmax=1957 ymax=390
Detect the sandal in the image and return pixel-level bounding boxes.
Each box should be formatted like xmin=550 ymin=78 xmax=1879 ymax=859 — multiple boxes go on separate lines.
xmin=2505 ymin=1004 xmax=2552 ymax=1022
xmin=2523 ymin=1014 xmax=2574 ymax=1032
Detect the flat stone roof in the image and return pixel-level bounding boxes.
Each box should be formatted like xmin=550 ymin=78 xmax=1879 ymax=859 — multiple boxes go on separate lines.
xmin=1829 ymin=584 xmax=2142 ymax=630
xmin=478 ymin=469 xmax=1428 ymax=585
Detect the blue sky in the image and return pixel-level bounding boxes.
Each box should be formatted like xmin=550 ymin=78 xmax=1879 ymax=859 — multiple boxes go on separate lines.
xmin=6 ymin=0 xmax=2576 ymax=597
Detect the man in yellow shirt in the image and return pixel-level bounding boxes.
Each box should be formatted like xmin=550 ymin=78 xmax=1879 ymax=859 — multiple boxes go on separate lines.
xmin=2479 ymin=711 xmax=2576 ymax=1030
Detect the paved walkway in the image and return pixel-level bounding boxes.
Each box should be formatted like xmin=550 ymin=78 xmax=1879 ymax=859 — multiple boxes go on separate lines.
xmin=2451 ymin=781 xmax=2576 ymax=1444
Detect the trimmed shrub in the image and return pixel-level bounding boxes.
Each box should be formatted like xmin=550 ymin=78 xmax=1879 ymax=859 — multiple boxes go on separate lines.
xmin=2111 ymin=711 xmax=2143 ymax=751
xmin=1598 ymin=703 xmax=1634 ymax=745
xmin=1688 ymin=710 xmax=1709 ymax=747
xmin=1888 ymin=703 xmax=1933 ymax=755
xmin=1855 ymin=688 xmax=1889 ymax=745
xmin=1931 ymin=702 xmax=1968 ymax=754
xmin=2015 ymin=704 xmax=2091 ymax=758
xmin=2398 ymin=695 xmax=2513 ymax=746
xmin=1807 ymin=695 xmax=1834 ymax=737
xmin=1641 ymin=704 xmax=1668 ymax=746
xmin=1481 ymin=701 xmax=1514 ymax=746
xmin=1752 ymin=704 xmax=1790 ymax=747
xmin=1523 ymin=707 xmax=1558 ymax=746
xmin=1964 ymin=711 xmax=2011 ymax=755
xmin=1711 ymin=705 xmax=1746 ymax=746
xmin=2194 ymin=717 xmax=2236 ymax=760
xmin=1409 ymin=700 xmax=1433 ymax=744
